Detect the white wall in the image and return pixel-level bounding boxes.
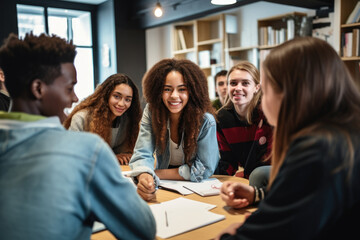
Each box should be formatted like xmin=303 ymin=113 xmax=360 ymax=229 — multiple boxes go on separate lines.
xmin=145 ymin=1 xmax=318 ymax=70
xmin=146 ymin=25 xmax=172 ymax=70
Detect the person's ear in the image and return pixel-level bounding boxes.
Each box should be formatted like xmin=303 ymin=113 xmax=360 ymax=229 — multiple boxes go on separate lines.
xmin=255 ymin=84 xmax=261 ymax=94
xmin=31 ymin=79 xmax=46 ymax=100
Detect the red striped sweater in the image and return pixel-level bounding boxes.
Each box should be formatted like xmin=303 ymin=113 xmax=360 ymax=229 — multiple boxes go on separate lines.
xmin=215 ymin=105 xmax=273 ymax=177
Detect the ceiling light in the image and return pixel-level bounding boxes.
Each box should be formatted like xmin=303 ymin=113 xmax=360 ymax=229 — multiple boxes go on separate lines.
xmin=154 ymin=1 xmax=163 ymax=17
xmin=211 ymin=0 xmax=236 ymax=5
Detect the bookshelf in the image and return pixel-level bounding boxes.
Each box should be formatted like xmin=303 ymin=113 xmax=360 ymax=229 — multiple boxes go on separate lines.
xmin=339 ymin=0 xmax=360 ymax=85
xmin=172 ymin=15 xmax=225 ymax=79
xmin=173 ymin=21 xmax=196 ymax=63
xmin=172 ymin=15 xmax=226 ymax=100
xmin=224 ymin=12 xmax=309 ymax=70
xmin=257 ymin=12 xmax=307 ymax=65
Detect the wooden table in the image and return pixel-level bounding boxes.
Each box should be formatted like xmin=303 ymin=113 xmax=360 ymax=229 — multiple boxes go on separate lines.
xmin=91 ymin=166 xmax=256 ymax=240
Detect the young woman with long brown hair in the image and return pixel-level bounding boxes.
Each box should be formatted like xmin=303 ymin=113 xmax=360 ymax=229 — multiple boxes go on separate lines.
xmin=216 ymin=37 xmax=360 ymax=239
xmin=63 ymin=73 xmax=141 ymax=165
xmin=129 ymin=58 xmax=219 ymax=201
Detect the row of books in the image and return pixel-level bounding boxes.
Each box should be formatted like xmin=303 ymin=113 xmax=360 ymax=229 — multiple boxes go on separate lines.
xmin=258 ymin=19 xmax=295 ymax=47
xmin=259 ymin=26 xmax=287 ymax=46
xmin=342 ymin=29 xmax=360 ymax=57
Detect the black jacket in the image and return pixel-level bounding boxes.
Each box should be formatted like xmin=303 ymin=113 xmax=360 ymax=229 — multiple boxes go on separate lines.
xmin=221 ymin=130 xmax=360 ymax=239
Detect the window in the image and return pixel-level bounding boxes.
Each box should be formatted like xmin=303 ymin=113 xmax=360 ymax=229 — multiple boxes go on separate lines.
xmin=16 ymin=4 xmax=95 ymax=112
xmin=17 ymin=5 xmax=45 ymax=38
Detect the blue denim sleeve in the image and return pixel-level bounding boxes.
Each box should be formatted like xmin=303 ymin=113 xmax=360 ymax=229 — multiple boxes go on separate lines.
xmin=88 ymin=139 xmax=156 ymax=240
xmin=188 ymin=113 xmax=220 ymax=182
xmin=129 ymin=104 xmax=160 ymax=185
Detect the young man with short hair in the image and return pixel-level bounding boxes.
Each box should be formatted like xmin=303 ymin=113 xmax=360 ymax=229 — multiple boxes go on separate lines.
xmin=0 ymin=33 xmax=156 ymax=240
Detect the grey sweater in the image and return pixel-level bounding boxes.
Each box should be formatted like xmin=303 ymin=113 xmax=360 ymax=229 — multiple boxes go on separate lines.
xmin=68 ymin=109 xmax=129 ymax=154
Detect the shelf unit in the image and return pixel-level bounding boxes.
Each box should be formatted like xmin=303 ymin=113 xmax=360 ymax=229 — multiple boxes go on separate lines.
xmin=224 ymin=12 xmax=309 ymax=70
xmin=339 ymin=0 xmax=360 ymax=85
xmin=172 ymin=14 xmax=226 ymax=79
xmin=172 ymin=21 xmax=197 ymax=63
xmin=172 ymin=14 xmax=226 ymax=100
xmin=257 ymin=12 xmax=308 ymax=65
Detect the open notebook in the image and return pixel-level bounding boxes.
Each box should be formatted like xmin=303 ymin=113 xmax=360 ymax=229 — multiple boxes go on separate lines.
xmin=159 ymin=178 xmax=223 ymax=196
xmin=149 ymin=197 xmax=225 ymax=239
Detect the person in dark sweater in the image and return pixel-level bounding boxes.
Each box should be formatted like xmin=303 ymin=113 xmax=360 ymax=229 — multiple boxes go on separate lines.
xmin=212 ymin=70 xmax=228 ymax=110
xmin=216 ymin=37 xmax=360 ymax=239
xmin=215 ymin=62 xmax=272 ymax=178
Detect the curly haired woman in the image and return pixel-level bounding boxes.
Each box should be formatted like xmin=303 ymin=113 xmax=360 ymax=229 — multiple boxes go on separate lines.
xmin=63 ymin=73 xmax=141 ymax=165
xmin=129 ymin=58 xmax=219 ymax=201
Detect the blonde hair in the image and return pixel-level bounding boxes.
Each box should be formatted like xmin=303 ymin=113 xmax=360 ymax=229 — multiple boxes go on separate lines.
xmin=222 ymin=61 xmax=261 ymax=124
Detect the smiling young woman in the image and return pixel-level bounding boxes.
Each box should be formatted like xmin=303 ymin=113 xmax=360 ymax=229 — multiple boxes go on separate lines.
xmin=63 ymin=73 xmax=142 ymax=165
xmin=129 ymin=58 xmax=219 ymax=201
xmin=215 ymin=61 xmax=273 ymax=180
xmin=216 ymin=37 xmax=360 ymax=240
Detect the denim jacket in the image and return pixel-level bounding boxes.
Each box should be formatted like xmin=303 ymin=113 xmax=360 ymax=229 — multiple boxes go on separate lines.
xmin=129 ymin=104 xmax=219 ymax=186
xmin=0 ymin=112 xmax=156 ymax=240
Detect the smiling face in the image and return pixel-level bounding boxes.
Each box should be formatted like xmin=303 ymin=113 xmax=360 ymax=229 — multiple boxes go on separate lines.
xmin=228 ymin=69 xmax=259 ymax=116
xmin=108 ymin=83 xmax=133 ymax=119
xmin=162 ymin=70 xmax=189 ymax=119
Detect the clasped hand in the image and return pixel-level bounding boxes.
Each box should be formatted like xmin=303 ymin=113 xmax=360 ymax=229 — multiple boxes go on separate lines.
xmin=214 ymin=181 xmax=255 ymax=240
xmin=137 ymin=173 xmax=157 ymax=201
xmin=220 ymin=181 xmax=255 ymax=209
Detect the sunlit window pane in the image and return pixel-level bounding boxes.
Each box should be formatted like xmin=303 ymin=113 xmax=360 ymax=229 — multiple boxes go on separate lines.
xmin=72 ymin=13 xmax=92 ymax=46
xmin=16 ymin=4 xmax=45 ymax=38
xmin=48 ymin=16 xmax=68 ymax=40
xmin=74 ymin=47 xmax=94 ymax=102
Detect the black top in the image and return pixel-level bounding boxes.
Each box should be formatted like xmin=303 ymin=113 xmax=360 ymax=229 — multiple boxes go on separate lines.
xmin=216 ymin=105 xmax=272 ymax=177
xmin=212 ymin=98 xmax=222 ymax=111
xmin=220 ymin=130 xmax=360 ymax=239
xmin=0 ymin=91 xmax=10 ymax=112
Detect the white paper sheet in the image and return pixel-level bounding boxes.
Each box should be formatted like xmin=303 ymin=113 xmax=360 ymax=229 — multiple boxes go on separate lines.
xmin=150 ymin=197 xmax=225 ymax=239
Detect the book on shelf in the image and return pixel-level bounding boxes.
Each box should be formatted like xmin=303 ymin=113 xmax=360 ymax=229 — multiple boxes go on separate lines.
xmin=259 ymin=26 xmax=287 ymax=46
xmin=353 ymin=28 xmax=360 ymax=57
xmin=177 ymin=29 xmax=187 ymax=50
xmin=346 ymin=1 xmax=360 ymax=24
xmin=345 ymin=32 xmax=353 ymax=57
xmin=342 ymin=30 xmax=360 ymax=57
xmin=341 ymin=29 xmax=360 ymax=57
xmin=287 ymin=18 xmax=295 ymax=40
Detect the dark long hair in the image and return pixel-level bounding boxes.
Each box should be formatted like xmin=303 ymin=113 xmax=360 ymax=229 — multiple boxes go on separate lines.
xmin=263 ymin=37 xmax=360 ymax=187
xmin=64 ymin=73 xmax=141 ymax=152
xmin=142 ymin=58 xmax=214 ymax=164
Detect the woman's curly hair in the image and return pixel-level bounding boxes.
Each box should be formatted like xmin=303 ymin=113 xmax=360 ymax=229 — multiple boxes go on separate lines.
xmin=64 ymin=73 xmax=141 ymax=152
xmin=143 ymin=58 xmax=215 ymax=164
